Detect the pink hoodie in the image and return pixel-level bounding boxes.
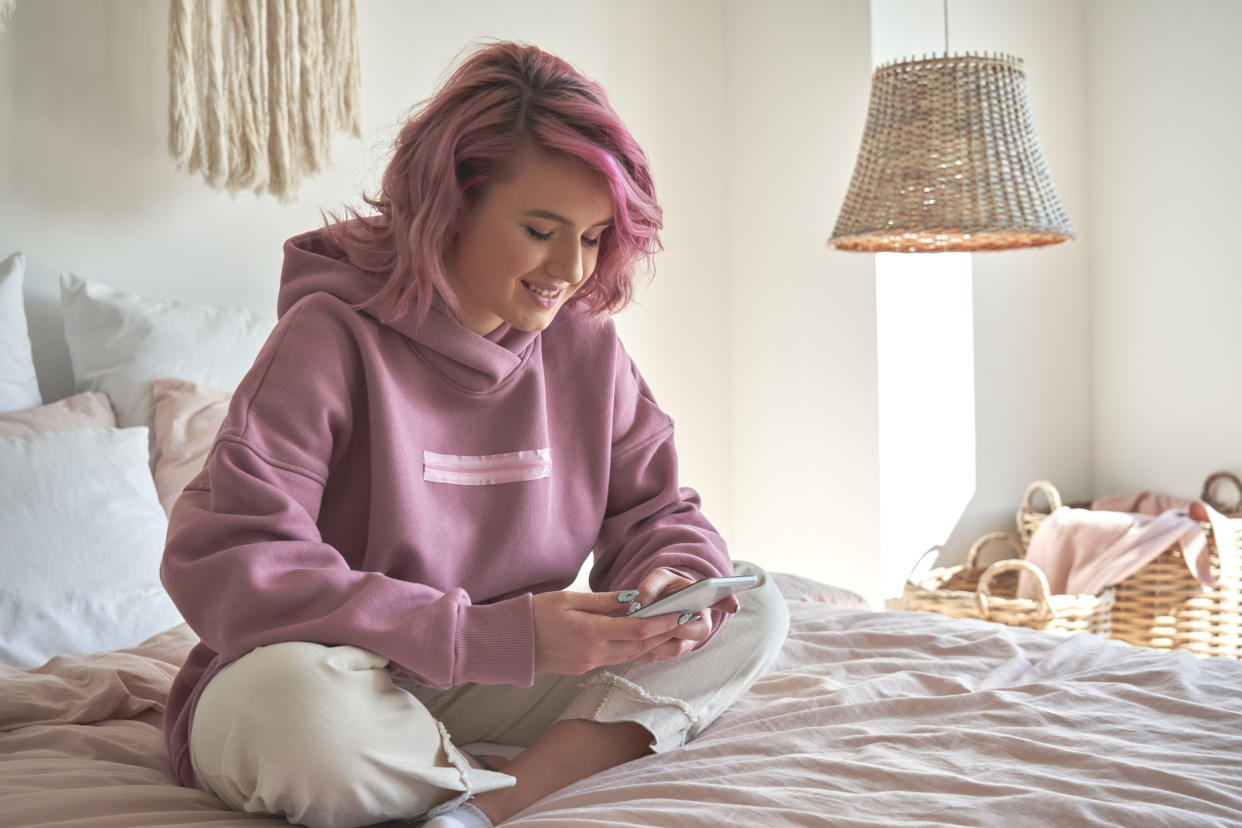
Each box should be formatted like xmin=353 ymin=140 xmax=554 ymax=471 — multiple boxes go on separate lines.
xmin=160 ymin=226 xmax=732 ymax=788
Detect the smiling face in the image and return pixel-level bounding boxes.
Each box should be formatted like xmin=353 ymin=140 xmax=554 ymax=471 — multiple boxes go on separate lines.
xmin=444 ymin=152 xmax=614 ymax=335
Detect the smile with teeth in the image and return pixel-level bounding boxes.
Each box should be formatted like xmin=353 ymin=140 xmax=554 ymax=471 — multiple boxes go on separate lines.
xmin=522 ymin=280 xmax=563 ymax=299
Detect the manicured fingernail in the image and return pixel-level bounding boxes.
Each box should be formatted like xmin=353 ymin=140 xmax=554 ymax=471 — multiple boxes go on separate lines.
xmin=691 ymin=614 xmax=702 ymax=621
xmin=678 ymin=611 xmax=694 ymax=624
xmin=617 ymin=590 xmax=640 ymax=602
xmin=627 ymin=601 xmax=643 ymax=615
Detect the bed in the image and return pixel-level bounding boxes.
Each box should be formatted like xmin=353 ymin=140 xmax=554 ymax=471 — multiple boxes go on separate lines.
xmin=7 ymin=581 xmax=1242 ymax=827
xmin=4 ymin=252 xmax=1242 ymax=827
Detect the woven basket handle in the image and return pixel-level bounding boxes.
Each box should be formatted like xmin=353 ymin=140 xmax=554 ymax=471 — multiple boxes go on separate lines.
xmin=1019 ymin=480 xmax=1063 ymax=517
xmin=976 ymin=559 xmax=1054 ymax=622
xmin=966 ymin=532 xmax=1026 ymax=569
xmin=905 ymin=545 xmax=947 ymax=584
xmin=1201 ymin=471 xmax=1242 ymax=516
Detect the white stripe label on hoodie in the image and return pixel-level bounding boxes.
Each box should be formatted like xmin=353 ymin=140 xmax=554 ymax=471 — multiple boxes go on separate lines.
xmin=423 ymin=448 xmax=552 ymax=486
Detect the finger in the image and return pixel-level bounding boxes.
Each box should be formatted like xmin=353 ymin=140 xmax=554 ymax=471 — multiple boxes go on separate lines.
xmin=673 ymin=615 xmax=712 ymax=642
xmin=603 ymin=611 xmax=687 ymax=641
xmin=562 ymin=589 xmax=636 ymax=616
xmin=631 ymin=613 xmax=708 ymax=648
xmin=635 ymin=567 xmax=693 ymax=605
xmin=709 ymin=595 xmax=740 ymax=614
xmin=596 ymin=605 xmax=703 ymax=643
xmin=637 ymin=637 xmax=695 ymax=662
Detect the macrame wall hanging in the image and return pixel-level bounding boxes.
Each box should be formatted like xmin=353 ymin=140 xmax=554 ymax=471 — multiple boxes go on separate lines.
xmin=168 ymin=0 xmax=362 ymax=201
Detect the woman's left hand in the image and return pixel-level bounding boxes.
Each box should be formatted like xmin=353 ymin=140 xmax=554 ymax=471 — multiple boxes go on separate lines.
xmin=628 ymin=568 xmax=739 ymax=663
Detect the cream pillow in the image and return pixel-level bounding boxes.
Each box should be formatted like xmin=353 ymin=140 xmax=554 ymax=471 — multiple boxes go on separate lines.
xmin=151 ymin=377 xmax=231 ymax=515
xmin=0 ymin=390 xmax=115 ymax=436
xmin=0 ymin=252 xmax=42 ymax=412
xmin=59 ymin=273 xmax=271 ymax=435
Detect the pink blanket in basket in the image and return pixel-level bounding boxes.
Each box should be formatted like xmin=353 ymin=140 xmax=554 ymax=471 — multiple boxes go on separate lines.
xmin=1019 ymin=494 xmax=1236 ymax=600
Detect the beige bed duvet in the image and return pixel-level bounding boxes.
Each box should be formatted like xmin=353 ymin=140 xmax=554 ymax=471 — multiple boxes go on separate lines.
xmin=4 ymin=572 xmax=1242 ymax=828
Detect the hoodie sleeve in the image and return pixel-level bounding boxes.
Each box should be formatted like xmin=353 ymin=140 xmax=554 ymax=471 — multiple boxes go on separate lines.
xmin=160 ymin=297 xmax=534 ymax=689
xmin=588 ymin=341 xmax=734 ymax=639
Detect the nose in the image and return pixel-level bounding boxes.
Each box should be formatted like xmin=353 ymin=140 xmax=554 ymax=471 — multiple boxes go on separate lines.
xmin=546 ymin=239 xmax=588 ymax=285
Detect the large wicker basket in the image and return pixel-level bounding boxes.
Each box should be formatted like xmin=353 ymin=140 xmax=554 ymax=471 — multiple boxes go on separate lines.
xmin=903 ymin=532 xmax=1114 ymax=636
xmin=1016 ymin=479 xmax=1242 ymax=658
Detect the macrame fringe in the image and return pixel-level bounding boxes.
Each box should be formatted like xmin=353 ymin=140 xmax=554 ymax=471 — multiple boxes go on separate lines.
xmin=0 ymin=0 xmax=17 ymax=35
xmin=168 ymin=0 xmax=361 ymax=201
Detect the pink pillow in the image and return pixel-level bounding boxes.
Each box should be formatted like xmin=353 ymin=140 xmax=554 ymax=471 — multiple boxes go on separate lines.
xmin=151 ymin=378 xmax=230 ymax=516
xmin=0 ymin=391 xmax=116 ymax=436
xmin=770 ymin=571 xmax=871 ymax=609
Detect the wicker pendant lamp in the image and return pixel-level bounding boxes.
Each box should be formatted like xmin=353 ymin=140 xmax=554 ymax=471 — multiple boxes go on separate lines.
xmin=830 ymin=46 xmax=1075 ymax=252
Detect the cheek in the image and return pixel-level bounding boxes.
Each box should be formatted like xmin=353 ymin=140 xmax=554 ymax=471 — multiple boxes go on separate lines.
xmin=466 ymin=241 xmax=523 ymax=290
xmin=494 ymin=237 xmax=542 ymax=278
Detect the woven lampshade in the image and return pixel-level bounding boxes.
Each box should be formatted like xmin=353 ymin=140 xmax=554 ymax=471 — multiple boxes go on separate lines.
xmin=830 ymin=53 xmax=1075 ymax=252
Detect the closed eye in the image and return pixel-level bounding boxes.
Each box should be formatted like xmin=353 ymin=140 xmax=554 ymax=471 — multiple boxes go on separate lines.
xmin=527 ymin=225 xmax=602 ymax=249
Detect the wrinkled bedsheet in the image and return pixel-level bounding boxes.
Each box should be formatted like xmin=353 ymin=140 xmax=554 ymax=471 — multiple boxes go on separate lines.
xmin=3 ymin=573 xmax=1242 ymax=827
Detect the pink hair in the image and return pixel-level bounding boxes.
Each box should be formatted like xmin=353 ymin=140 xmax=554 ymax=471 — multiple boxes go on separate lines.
xmin=322 ymin=41 xmax=663 ymax=324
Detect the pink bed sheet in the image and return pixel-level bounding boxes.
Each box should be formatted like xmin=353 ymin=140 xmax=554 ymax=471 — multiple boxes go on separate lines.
xmin=3 ymin=573 xmax=1242 ymax=827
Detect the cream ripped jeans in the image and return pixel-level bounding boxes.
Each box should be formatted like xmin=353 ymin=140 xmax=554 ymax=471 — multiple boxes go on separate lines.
xmin=189 ymin=562 xmax=788 ymax=828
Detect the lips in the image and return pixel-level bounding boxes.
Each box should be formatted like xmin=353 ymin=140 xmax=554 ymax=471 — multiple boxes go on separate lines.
xmin=521 ymin=279 xmax=563 ymax=298
xmin=521 ymin=280 xmax=565 ymax=309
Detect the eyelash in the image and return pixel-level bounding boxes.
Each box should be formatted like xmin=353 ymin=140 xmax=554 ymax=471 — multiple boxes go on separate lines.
xmin=525 ymin=226 xmax=601 ymax=248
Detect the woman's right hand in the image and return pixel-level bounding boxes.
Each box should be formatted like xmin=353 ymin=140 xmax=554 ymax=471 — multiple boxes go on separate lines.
xmin=531 ymin=590 xmax=689 ymax=675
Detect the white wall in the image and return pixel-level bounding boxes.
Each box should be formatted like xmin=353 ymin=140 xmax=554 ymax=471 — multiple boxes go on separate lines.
xmin=0 ymin=0 xmax=874 ymax=590
xmin=1087 ymin=0 xmax=1242 ymax=501
xmin=725 ymin=0 xmax=880 ymax=599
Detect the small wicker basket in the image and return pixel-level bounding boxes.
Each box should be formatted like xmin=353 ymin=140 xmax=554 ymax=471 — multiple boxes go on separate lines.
xmin=903 ymin=532 xmax=1114 ymax=636
xmin=1015 ymin=478 xmax=1242 ymax=659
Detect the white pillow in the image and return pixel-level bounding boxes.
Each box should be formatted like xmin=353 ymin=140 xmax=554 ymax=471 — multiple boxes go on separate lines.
xmin=59 ymin=273 xmax=271 ymax=432
xmin=0 ymin=426 xmax=182 ymax=668
xmin=0 ymin=252 xmax=42 ymax=412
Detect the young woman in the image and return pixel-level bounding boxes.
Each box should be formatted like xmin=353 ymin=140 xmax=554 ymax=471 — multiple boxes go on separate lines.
xmin=160 ymin=41 xmax=788 ymax=828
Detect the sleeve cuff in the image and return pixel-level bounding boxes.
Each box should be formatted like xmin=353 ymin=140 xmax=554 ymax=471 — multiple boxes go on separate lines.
xmin=453 ymin=593 xmax=536 ymax=687
xmin=661 ymin=565 xmax=710 ymax=583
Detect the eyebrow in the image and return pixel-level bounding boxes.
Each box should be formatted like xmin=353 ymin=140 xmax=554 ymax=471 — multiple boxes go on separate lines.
xmin=523 ymin=209 xmax=613 ymax=228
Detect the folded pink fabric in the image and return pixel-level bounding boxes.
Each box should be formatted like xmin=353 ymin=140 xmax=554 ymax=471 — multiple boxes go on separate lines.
xmin=1019 ymin=495 xmax=1237 ymax=600
xmin=1092 ymin=491 xmax=1192 ymax=515
xmin=1092 ymin=490 xmax=1238 ymax=583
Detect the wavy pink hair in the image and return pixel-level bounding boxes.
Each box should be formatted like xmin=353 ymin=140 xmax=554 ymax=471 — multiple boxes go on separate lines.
xmin=322 ymin=41 xmax=663 ymax=324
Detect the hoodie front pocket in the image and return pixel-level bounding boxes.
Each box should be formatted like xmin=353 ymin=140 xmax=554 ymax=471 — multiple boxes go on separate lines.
xmin=423 ymin=448 xmax=552 ymax=486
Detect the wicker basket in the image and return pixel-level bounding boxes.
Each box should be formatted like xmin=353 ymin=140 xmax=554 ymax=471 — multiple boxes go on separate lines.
xmin=903 ymin=532 xmax=1114 ymax=636
xmin=1015 ymin=478 xmax=1242 ymax=658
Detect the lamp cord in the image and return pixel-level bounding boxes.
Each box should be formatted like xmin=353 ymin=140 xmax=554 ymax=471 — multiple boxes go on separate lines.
xmin=943 ymin=0 xmax=949 ymax=57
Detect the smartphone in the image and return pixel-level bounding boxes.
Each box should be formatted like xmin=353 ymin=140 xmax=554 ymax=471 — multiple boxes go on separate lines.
xmin=630 ymin=575 xmax=760 ymax=618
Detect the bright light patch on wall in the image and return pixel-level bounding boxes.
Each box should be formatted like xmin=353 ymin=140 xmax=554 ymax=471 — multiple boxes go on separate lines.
xmin=876 ymin=252 xmax=975 ymax=604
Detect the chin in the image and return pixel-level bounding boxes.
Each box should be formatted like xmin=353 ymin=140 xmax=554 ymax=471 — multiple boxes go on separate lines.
xmin=508 ymin=313 xmax=557 ymax=332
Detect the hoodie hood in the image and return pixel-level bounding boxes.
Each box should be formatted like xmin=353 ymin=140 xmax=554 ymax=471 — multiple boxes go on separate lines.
xmin=278 ymin=225 xmax=542 ymax=393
